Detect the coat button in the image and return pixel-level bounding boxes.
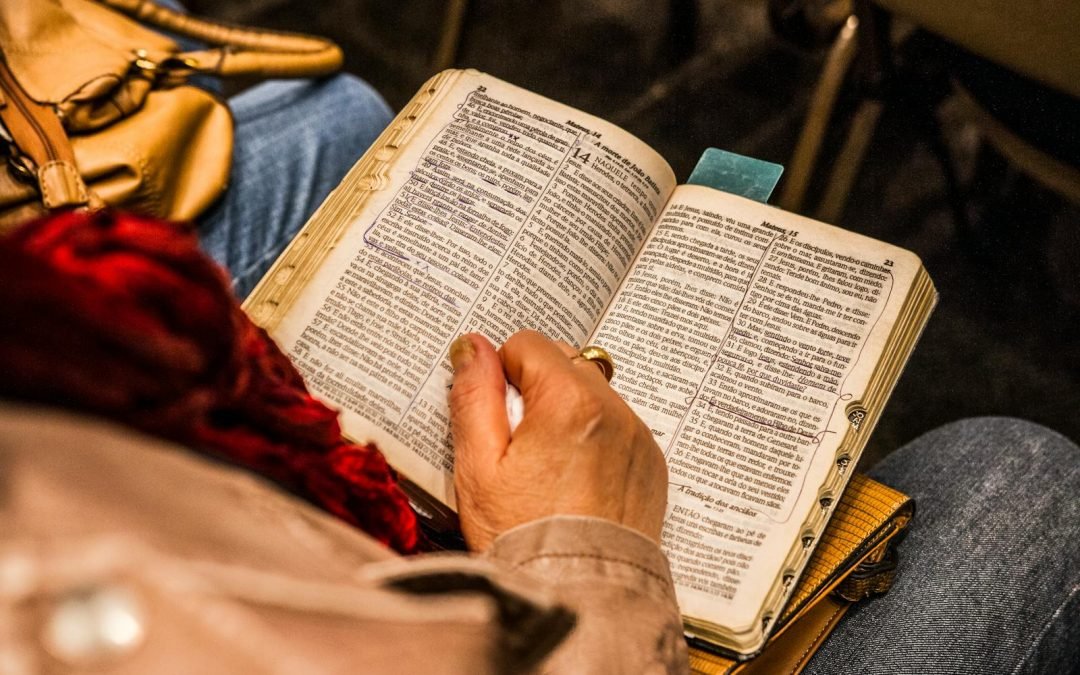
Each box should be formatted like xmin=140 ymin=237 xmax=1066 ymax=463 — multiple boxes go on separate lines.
xmin=41 ymin=585 xmax=146 ymax=665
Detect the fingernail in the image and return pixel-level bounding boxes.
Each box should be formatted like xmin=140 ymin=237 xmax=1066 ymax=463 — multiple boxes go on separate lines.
xmin=449 ymin=335 xmax=475 ymax=370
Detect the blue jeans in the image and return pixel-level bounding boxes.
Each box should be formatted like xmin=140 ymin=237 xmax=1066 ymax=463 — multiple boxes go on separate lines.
xmin=197 ymin=75 xmax=392 ymax=297
xmin=199 ymin=74 xmax=1077 ymax=675
xmin=154 ymin=0 xmax=392 ymax=297
xmin=809 ymin=417 xmax=1079 ymax=674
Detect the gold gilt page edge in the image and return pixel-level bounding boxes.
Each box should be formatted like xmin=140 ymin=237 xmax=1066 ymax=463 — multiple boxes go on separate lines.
xmin=243 ymin=69 xmax=465 ymax=328
xmin=685 ymin=264 xmax=935 ymax=657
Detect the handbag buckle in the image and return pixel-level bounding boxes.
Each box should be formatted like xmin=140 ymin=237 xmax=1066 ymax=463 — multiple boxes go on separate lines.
xmin=7 ymin=153 xmax=35 ymax=183
xmin=132 ymin=50 xmax=199 ymax=87
xmin=132 ymin=49 xmax=159 ymax=76
xmin=0 ymin=134 xmax=37 ymax=185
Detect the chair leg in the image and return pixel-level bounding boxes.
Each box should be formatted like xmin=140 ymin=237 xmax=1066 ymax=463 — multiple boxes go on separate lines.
xmin=778 ymin=15 xmax=860 ymax=213
xmin=815 ymin=98 xmax=883 ymax=223
xmin=432 ymin=0 xmax=469 ymax=71
xmin=922 ymin=108 xmax=973 ymax=240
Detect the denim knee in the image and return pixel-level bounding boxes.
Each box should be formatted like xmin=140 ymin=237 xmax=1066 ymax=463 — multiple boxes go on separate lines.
xmin=200 ymin=73 xmax=393 ymax=297
xmin=807 ymin=419 xmax=1079 ymax=674
xmin=871 ymin=416 xmax=1078 ymax=504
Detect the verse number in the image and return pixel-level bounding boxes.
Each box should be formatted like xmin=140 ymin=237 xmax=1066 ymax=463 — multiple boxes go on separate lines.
xmin=884 ymin=259 xmax=894 ymax=267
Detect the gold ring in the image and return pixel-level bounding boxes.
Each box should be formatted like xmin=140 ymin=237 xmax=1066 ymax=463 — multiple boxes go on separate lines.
xmin=575 ymin=345 xmax=615 ymax=382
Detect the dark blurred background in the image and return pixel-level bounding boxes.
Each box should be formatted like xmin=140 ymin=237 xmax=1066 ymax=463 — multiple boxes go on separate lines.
xmin=190 ymin=0 xmax=1079 ymax=464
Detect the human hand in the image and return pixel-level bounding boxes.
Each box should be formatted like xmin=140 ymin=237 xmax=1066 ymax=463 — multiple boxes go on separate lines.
xmin=449 ymin=330 xmax=668 ymax=551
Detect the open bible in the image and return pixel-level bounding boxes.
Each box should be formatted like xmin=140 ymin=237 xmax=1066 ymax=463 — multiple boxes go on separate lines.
xmin=244 ymin=69 xmax=936 ymax=658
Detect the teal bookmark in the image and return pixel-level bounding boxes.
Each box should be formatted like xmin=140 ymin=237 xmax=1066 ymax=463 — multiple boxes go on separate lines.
xmin=686 ymin=148 xmax=784 ymax=204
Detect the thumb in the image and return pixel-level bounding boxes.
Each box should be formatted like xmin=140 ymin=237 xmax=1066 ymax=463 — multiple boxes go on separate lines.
xmin=449 ymin=333 xmax=510 ymax=470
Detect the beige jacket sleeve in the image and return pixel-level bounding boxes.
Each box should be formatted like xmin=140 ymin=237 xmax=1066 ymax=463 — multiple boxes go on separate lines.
xmin=488 ymin=516 xmax=689 ymax=674
xmin=0 ymin=405 xmax=688 ymax=674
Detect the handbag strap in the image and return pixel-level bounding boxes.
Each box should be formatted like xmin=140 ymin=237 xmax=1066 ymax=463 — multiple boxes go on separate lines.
xmin=95 ymin=0 xmax=343 ymax=78
xmin=0 ymin=57 xmax=92 ymax=211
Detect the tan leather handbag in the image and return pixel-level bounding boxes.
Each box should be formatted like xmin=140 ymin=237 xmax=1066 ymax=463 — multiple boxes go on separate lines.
xmin=0 ymin=0 xmax=344 ymax=230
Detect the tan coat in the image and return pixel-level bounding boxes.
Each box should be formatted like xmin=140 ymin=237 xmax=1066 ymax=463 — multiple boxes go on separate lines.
xmin=0 ymin=405 xmax=688 ymax=673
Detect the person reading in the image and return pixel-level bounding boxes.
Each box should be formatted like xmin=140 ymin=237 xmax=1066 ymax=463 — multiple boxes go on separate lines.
xmin=0 ymin=204 xmax=1076 ymax=675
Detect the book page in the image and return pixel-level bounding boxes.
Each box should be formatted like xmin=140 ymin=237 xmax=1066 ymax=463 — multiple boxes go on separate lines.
xmin=261 ymin=71 xmax=676 ymax=507
xmin=590 ymin=184 xmax=920 ymax=638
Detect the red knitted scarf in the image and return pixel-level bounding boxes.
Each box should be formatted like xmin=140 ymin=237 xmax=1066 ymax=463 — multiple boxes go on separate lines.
xmin=0 ymin=210 xmax=418 ymax=553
